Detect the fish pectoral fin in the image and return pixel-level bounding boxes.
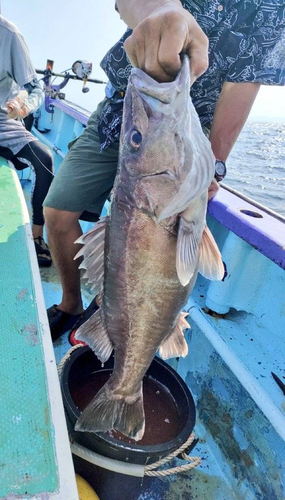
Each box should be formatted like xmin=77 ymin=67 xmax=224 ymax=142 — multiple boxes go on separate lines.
xmin=176 ymin=217 xmax=200 ymax=286
xmin=74 ymin=217 xmax=108 ymax=292
xmin=199 ymin=225 xmax=224 ymax=280
xmin=75 ymin=308 xmax=113 ymax=363
xmin=159 ymin=312 xmax=189 ymax=360
xmin=75 ymin=384 xmax=145 ymax=442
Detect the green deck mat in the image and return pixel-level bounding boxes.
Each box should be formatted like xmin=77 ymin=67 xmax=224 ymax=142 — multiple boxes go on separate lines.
xmin=0 ymin=160 xmax=58 ymax=497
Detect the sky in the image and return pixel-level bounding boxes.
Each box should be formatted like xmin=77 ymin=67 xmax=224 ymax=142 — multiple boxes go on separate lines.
xmin=2 ymin=0 xmax=285 ymax=121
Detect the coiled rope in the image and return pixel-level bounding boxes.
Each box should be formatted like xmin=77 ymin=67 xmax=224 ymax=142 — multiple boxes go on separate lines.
xmin=144 ymin=432 xmax=201 ymax=476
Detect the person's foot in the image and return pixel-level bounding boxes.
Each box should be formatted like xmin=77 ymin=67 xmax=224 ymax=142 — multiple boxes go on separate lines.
xmin=47 ymin=304 xmax=83 ymax=341
xmin=34 ymin=236 xmax=52 ymax=267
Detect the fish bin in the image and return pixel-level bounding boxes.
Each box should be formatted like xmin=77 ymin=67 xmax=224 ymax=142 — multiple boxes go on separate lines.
xmin=59 ymin=345 xmax=197 ymax=498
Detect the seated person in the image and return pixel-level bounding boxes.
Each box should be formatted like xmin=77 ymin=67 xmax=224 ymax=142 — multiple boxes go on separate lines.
xmin=0 ymin=15 xmax=54 ymax=266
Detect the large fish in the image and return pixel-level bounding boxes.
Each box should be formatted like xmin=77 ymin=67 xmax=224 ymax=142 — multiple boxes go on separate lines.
xmin=74 ymin=56 xmax=224 ymax=441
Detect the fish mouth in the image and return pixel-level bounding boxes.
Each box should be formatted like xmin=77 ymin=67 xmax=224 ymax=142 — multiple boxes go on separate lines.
xmin=130 ymin=56 xmax=190 ymax=104
xmin=137 ymin=169 xmax=178 ymax=181
xmin=125 ymin=167 xmax=178 ymax=181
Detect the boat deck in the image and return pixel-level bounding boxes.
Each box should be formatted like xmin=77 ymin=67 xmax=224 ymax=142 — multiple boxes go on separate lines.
xmin=0 ymin=159 xmax=78 ymax=499
xmin=13 ymin=165 xmax=239 ymax=500
xmin=19 ymin=164 xmax=285 ymax=500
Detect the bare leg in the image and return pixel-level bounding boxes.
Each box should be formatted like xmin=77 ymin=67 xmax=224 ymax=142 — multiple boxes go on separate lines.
xmin=32 ymin=224 xmax=43 ymax=239
xmin=33 ymin=224 xmax=52 ymax=266
xmin=44 ymin=206 xmax=84 ymax=315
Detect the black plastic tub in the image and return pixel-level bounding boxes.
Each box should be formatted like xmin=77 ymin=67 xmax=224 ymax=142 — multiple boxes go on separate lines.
xmin=61 ymin=346 xmax=196 ymax=465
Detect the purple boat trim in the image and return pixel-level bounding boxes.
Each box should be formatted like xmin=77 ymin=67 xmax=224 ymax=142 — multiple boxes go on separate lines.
xmin=51 ymin=99 xmax=91 ymax=126
xmin=208 ymin=187 xmax=285 ymax=270
xmin=221 ymin=183 xmax=285 ymax=223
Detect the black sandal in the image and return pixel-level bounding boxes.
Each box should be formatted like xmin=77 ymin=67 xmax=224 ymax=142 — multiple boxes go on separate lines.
xmin=47 ymin=304 xmax=83 ymax=341
xmin=34 ymin=236 xmax=52 ymax=267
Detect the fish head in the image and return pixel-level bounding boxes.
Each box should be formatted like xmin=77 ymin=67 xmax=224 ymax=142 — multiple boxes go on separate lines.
xmin=119 ymin=57 xmax=194 ymax=218
xmin=119 ymin=56 xmax=215 ymax=221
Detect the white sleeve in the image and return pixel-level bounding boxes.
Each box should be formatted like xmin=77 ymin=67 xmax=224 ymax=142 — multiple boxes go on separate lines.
xmin=9 ymin=30 xmax=38 ymax=87
xmin=23 ymin=79 xmax=44 ymax=114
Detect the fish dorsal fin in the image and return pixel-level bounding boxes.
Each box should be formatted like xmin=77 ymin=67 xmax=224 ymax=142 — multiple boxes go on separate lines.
xmin=159 ymin=312 xmax=189 ymax=360
xmin=75 ymin=308 xmax=113 ymax=363
xmin=74 ymin=217 xmax=107 ymax=292
xmin=176 ymin=216 xmax=201 ymax=287
xmin=199 ymin=225 xmax=224 ymax=280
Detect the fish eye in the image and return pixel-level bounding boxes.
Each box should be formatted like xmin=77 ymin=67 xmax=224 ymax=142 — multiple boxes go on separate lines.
xmin=130 ymin=130 xmax=142 ymax=149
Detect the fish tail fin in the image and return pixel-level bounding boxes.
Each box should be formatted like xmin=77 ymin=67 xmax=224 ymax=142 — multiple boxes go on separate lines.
xmin=75 ymin=383 xmax=145 ymax=442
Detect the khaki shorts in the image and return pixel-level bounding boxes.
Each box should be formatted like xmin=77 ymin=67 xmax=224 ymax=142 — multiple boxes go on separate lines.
xmin=44 ymin=98 xmax=119 ymax=219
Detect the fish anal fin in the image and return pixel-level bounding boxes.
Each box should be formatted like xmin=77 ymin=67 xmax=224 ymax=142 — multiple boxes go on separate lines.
xmin=75 ymin=308 xmax=113 ymax=363
xmin=199 ymin=226 xmax=224 ymax=280
xmin=75 ymin=384 xmax=145 ymax=442
xmin=159 ymin=312 xmax=189 ymax=360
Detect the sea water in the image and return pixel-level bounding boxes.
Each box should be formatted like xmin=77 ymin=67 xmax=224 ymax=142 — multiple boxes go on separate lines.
xmin=226 ymin=120 xmax=285 ymax=217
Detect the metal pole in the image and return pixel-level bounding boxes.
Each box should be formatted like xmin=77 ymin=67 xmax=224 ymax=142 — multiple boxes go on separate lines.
xmin=36 ymin=69 xmax=106 ymax=85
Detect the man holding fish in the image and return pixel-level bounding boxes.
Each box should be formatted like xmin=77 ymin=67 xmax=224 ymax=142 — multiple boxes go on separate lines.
xmin=44 ymin=0 xmax=284 ymax=337
xmin=43 ymin=1 xmax=285 ymax=439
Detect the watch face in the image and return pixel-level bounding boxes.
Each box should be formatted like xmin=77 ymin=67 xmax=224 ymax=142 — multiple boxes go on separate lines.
xmin=216 ymin=161 xmax=226 ymax=175
xmin=215 ymin=160 xmax=227 ymax=182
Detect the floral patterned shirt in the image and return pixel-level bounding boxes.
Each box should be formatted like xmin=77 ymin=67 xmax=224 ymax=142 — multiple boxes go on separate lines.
xmin=98 ymin=0 xmax=285 ymax=150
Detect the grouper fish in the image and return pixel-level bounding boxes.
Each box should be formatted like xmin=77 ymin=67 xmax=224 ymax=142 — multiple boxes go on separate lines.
xmin=74 ymin=56 xmax=224 ymax=441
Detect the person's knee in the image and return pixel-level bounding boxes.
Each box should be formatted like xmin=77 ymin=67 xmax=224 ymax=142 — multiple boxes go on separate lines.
xmin=30 ymin=141 xmax=53 ymax=173
xmin=44 ymin=206 xmax=80 ymax=235
xmin=45 ymin=148 xmax=53 ymax=170
xmin=40 ymin=145 xmax=53 ymax=172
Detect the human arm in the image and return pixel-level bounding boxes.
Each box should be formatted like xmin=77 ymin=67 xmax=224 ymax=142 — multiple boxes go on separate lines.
xmin=7 ymin=79 xmax=44 ymax=119
xmin=209 ymin=81 xmax=261 ymax=162
xmin=6 ymin=28 xmax=44 ymax=119
xmin=116 ymin=0 xmax=209 ymax=82
xmin=207 ymin=81 xmax=261 ymax=200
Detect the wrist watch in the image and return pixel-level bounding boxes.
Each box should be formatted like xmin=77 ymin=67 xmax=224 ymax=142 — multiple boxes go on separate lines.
xmin=215 ymin=160 xmax=227 ymax=182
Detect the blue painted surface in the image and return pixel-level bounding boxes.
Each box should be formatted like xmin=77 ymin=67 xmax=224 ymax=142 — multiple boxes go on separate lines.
xmin=177 ymin=322 xmax=285 ymax=499
xmin=0 ymin=161 xmax=59 ymax=497
xmin=197 ymin=215 xmax=285 ymax=414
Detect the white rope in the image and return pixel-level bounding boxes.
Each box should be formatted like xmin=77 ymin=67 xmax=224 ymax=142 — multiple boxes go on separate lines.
xmin=144 ymin=432 xmax=201 ymax=476
xmin=57 ymin=343 xmax=84 ymax=378
xmin=145 ymin=455 xmax=201 ymax=476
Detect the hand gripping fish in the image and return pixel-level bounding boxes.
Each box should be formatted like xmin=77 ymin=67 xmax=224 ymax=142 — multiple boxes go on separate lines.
xmin=74 ymin=56 xmax=224 ymax=441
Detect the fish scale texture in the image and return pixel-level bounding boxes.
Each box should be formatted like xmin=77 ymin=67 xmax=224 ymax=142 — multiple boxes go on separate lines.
xmin=0 ymin=160 xmax=58 ymax=497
